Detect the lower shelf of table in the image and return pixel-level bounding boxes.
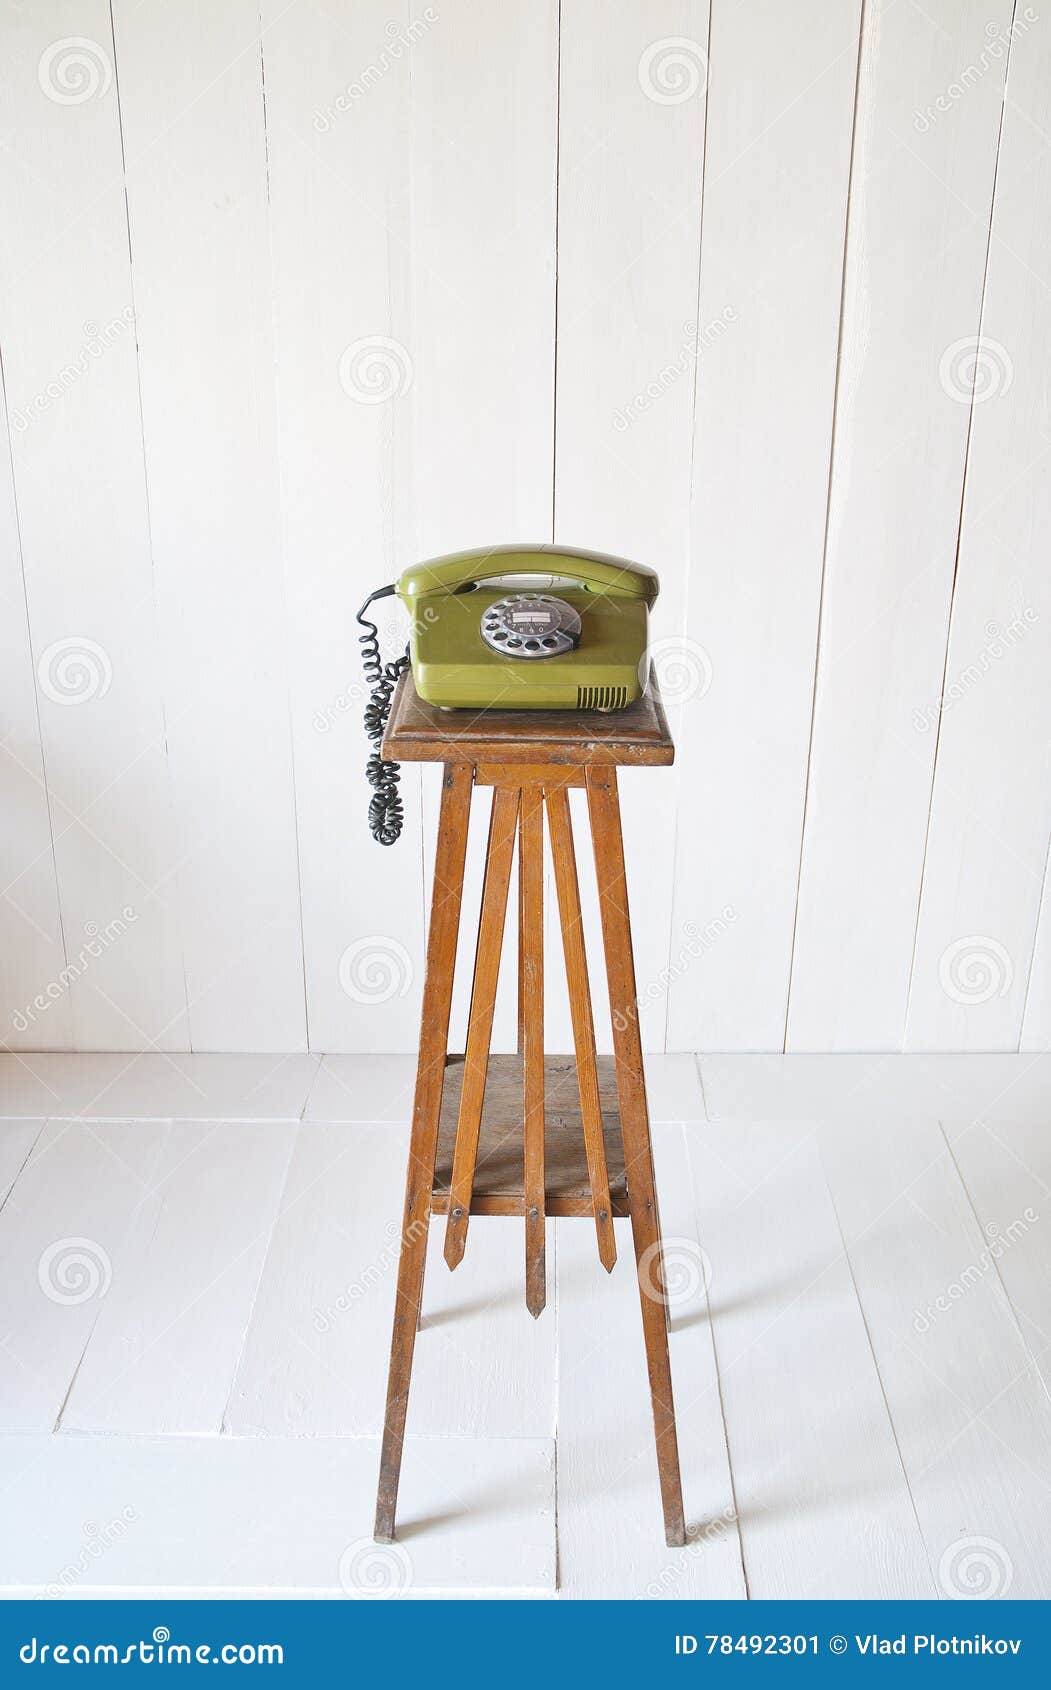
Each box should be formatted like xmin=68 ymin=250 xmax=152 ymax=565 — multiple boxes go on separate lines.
xmin=430 ymin=1054 xmax=630 ymax=1218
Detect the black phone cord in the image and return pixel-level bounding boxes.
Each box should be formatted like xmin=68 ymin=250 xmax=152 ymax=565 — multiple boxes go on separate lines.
xmin=356 ymin=587 xmax=410 ymax=846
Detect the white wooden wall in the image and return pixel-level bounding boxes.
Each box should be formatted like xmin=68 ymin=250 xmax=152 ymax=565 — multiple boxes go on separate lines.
xmin=1 ymin=0 xmax=1048 ymax=1055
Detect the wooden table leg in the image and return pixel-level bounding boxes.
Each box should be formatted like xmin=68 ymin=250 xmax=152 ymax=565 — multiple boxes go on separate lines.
xmin=517 ymin=821 xmax=526 ymax=1057
xmin=586 ymin=766 xmax=687 ymax=1549
xmin=443 ymin=785 xmax=520 ymax=1270
xmin=374 ymin=762 xmax=472 ymax=1543
xmin=519 ymin=786 xmax=546 ymax=1317
xmin=545 ymin=782 xmax=616 ymax=1273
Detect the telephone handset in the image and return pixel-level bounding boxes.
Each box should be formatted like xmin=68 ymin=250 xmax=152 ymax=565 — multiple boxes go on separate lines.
xmin=356 ymin=544 xmax=659 ymax=844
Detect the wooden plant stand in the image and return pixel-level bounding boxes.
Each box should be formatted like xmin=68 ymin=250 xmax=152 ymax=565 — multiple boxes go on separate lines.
xmin=373 ymin=672 xmax=685 ymax=1549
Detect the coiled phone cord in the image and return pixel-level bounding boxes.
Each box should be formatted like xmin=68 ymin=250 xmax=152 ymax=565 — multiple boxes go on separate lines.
xmin=356 ymin=587 xmax=410 ymax=846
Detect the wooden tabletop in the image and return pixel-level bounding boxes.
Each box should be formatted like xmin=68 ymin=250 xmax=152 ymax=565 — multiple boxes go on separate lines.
xmin=382 ymin=666 xmax=674 ymax=767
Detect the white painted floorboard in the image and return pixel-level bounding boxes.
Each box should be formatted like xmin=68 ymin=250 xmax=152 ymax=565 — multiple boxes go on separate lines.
xmin=685 ymin=1122 xmax=935 ymax=1599
xmin=819 ymin=1117 xmax=1051 ymax=1599
xmin=0 ymin=1121 xmax=42 ymax=1206
xmin=700 ymin=1054 xmax=1051 ymax=1122
xmin=61 ymin=1123 xmax=297 ymax=1436
xmin=227 ymin=1124 xmax=555 ymax=1439
xmin=0 ymin=1433 xmax=555 ymax=1596
xmin=555 ymin=1125 xmax=745 ymax=1600
xmin=0 ymin=1122 xmax=168 ymax=1431
xmin=942 ymin=1118 xmax=1051 ymax=1400
xmin=0 ymin=1054 xmax=320 ymax=1122
xmin=0 ymin=1057 xmax=1048 ymax=1597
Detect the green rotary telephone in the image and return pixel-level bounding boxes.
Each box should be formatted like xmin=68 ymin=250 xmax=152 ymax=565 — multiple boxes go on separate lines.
xmin=356 ymin=544 xmax=659 ymax=844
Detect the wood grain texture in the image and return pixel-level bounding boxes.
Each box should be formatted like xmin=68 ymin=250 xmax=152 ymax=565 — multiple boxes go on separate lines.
xmin=587 ymin=767 xmax=685 ymax=1546
xmin=432 ymin=1054 xmax=628 ymax=1217
xmin=385 ymin=668 xmax=674 ymax=766
xmin=443 ymin=788 xmax=520 ymax=1269
xmin=375 ymin=762 xmax=472 ymax=1539
xmin=519 ymin=788 xmax=547 ymax=1315
xmin=546 ymin=787 xmax=617 ymax=1267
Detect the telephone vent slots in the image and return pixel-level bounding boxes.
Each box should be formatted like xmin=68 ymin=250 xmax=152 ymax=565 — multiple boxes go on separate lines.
xmin=576 ymin=684 xmax=629 ymax=712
